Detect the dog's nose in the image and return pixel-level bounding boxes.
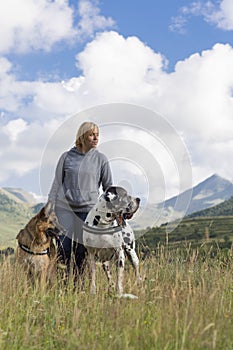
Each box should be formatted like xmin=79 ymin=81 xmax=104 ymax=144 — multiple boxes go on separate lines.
xmin=136 ymin=198 xmax=140 ymax=203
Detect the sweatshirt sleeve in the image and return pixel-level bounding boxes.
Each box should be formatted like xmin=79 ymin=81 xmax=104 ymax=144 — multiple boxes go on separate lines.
xmin=48 ymin=152 xmax=67 ymax=204
xmin=100 ymin=154 xmax=113 ymax=192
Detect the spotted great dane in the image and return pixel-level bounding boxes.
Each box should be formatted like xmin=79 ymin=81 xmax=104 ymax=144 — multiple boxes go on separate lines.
xmin=83 ymin=186 xmax=141 ymax=296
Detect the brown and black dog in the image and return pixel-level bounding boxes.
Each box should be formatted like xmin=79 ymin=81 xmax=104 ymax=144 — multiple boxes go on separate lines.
xmin=16 ymin=201 xmax=65 ymax=289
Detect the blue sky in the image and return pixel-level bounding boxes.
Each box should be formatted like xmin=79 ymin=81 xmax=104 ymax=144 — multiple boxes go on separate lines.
xmin=0 ymin=0 xmax=233 ymax=206
xmin=7 ymin=1 xmax=233 ymax=79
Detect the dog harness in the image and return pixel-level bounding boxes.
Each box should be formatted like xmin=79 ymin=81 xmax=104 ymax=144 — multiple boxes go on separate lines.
xmin=83 ymin=222 xmax=122 ymax=235
xmin=18 ymin=242 xmax=50 ymax=256
xmin=83 ymin=222 xmax=123 ymax=249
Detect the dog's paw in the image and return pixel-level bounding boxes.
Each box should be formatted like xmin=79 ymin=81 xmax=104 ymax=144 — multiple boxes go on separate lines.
xmin=90 ymin=286 xmax=97 ymax=294
xmin=116 ymin=293 xmax=138 ymax=299
xmin=137 ymin=275 xmax=143 ymax=284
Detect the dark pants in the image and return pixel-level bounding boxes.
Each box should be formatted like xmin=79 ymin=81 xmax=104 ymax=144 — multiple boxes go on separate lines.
xmin=55 ymin=207 xmax=88 ymax=280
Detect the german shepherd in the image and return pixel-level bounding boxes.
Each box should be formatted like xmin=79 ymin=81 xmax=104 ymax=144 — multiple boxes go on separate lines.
xmin=16 ymin=201 xmax=65 ymax=289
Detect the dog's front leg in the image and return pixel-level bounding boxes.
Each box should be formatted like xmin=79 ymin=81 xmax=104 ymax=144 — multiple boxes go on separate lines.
xmin=40 ymin=270 xmax=47 ymax=291
xmin=125 ymin=247 xmax=142 ymax=283
xmin=102 ymin=261 xmax=114 ymax=294
xmin=88 ymin=252 xmax=96 ymax=294
xmin=116 ymin=248 xmax=125 ymax=296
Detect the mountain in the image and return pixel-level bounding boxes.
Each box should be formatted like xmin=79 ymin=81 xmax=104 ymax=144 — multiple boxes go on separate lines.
xmin=135 ymin=174 xmax=233 ymax=228
xmin=164 ymin=174 xmax=233 ymax=215
xmin=1 ymin=187 xmax=39 ymax=204
xmin=0 ymin=174 xmax=233 ymax=243
xmin=0 ymin=189 xmax=31 ymax=218
xmin=0 ymin=189 xmax=43 ymax=245
xmin=188 ymin=195 xmax=233 ymax=218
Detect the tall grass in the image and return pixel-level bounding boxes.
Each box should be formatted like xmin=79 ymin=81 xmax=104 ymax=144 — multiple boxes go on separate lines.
xmin=0 ymin=245 xmax=232 ymax=350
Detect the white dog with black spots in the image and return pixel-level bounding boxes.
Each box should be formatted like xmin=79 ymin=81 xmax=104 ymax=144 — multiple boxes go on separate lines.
xmin=83 ymin=186 xmax=141 ymax=297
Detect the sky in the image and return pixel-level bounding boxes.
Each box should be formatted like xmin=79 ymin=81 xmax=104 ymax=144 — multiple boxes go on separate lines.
xmin=0 ymin=0 xmax=233 ymax=209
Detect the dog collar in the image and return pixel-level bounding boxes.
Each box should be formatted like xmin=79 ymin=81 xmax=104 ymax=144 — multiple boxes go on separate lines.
xmin=19 ymin=242 xmax=49 ymax=256
xmin=83 ymin=223 xmax=122 ymax=235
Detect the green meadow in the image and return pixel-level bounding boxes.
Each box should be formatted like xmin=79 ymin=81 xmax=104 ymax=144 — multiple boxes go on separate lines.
xmin=0 ymin=243 xmax=232 ymax=350
xmin=0 ymin=194 xmax=233 ymax=350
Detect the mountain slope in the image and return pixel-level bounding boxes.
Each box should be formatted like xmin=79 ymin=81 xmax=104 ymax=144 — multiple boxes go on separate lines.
xmin=164 ymin=174 xmax=233 ymax=215
xmin=0 ymin=190 xmax=41 ymax=245
xmin=135 ymin=174 xmax=233 ymax=228
xmin=2 ymin=187 xmax=38 ymax=204
xmin=138 ymin=181 xmax=233 ymax=248
xmin=188 ymin=196 xmax=233 ymax=218
xmin=0 ymin=174 xmax=233 ymax=242
xmin=0 ymin=190 xmax=31 ymax=219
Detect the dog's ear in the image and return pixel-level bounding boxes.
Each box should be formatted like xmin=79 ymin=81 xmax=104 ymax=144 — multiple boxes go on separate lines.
xmin=42 ymin=201 xmax=54 ymax=217
xmin=16 ymin=229 xmax=24 ymax=240
xmin=123 ymin=212 xmax=133 ymax=220
xmin=37 ymin=206 xmax=48 ymax=221
xmin=38 ymin=206 xmax=45 ymax=218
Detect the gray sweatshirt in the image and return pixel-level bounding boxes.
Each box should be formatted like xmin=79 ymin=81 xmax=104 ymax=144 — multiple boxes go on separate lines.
xmin=48 ymin=147 xmax=112 ymax=212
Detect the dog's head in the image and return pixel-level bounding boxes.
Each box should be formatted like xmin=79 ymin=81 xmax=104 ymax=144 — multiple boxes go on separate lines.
xmin=36 ymin=202 xmax=66 ymax=240
xmin=104 ymin=186 xmax=140 ymax=226
xmin=16 ymin=201 xmax=66 ymax=246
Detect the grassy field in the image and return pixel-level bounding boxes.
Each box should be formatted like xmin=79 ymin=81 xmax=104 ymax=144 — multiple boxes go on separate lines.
xmin=0 ymin=244 xmax=232 ymax=350
xmin=0 ymin=222 xmax=23 ymax=248
xmin=138 ymin=216 xmax=233 ymax=252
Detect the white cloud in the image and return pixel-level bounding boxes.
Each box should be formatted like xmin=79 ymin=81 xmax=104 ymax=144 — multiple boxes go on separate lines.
xmin=3 ymin=118 xmax=28 ymax=142
xmin=0 ymin=0 xmax=76 ymax=53
xmin=77 ymin=0 xmax=115 ymax=40
xmin=0 ymin=57 xmax=38 ymax=113
xmin=0 ymin=0 xmax=115 ymax=54
xmin=0 ymin=117 xmax=64 ymax=183
xmin=206 ymin=0 xmax=233 ymax=30
xmin=170 ymin=0 xmax=233 ymax=33
xmin=159 ymin=44 xmax=233 ymax=138
xmin=75 ymin=31 xmax=167 ymax=104
xmin=0 ymin=56 xmax=83 ymax=119
xmin=0 ymin=31 xmax=233 ymax=200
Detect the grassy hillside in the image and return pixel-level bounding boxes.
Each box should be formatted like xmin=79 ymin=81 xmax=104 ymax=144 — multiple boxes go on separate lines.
xmin=137 ymin=196 xmax=233 ymax=252
xmin=0 ymin=222 xmax=24 ymax=247
xmin=0 ymin=191 xmax=39 ymax=245
xmin=0 ymin=247 xmax=232 ymax=349
xmin=0 ymin=192 xmax=28 ymax=214
xmin=1 ymin=184 xmax=233 ymax=252
xmin=137 ymin=215 xmax=233 ymax=253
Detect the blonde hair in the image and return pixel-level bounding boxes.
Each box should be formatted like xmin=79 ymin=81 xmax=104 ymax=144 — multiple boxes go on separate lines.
xmin=75 ymin=121 xmax=99 ymax=148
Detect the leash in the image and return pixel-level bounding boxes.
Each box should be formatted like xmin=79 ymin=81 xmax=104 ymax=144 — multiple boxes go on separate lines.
xmin=18 ymin=242 xmax=50 ymax=256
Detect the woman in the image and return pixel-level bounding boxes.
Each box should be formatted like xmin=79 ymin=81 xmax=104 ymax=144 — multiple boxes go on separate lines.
xmin=48 ymin=121 xmax=113 ymax=282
